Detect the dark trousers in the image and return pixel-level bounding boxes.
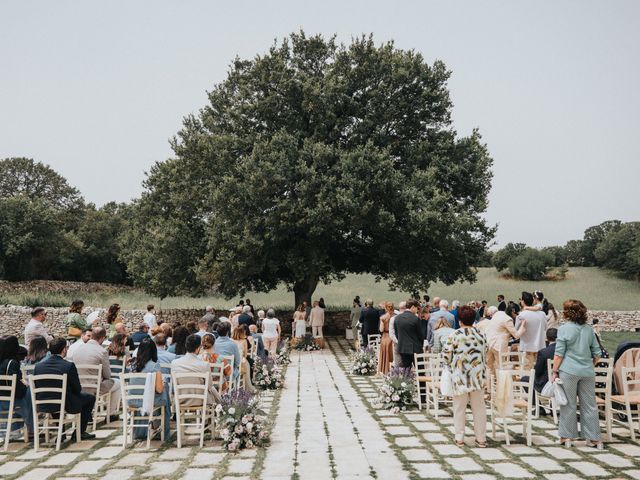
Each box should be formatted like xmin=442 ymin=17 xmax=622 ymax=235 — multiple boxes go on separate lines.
xmin=67 ymin=393 xmax=95 ymax=433
xmin=399 ymin=353 xmax=415 ymax=369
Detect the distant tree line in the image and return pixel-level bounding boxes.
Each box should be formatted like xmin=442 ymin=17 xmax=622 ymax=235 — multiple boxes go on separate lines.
xmin=0 ymin=157 xmax=129 ymax=284
xmin=490 ymin=219 xmax=640 ymax=281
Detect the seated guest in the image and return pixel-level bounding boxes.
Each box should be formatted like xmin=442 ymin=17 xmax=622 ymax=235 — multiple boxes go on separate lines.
xmin=0 ymin=335 xmax=33 ymax=437
xmin=168 ymin=326 xmax=188 ymax=355
xmin=127 ymin=338 xmax=170 ymax=441
xmin=24 ymin=307 xmax=53 ymax=346
xmin=238 ymin=305 xmax=255 ymax=327
xmin=154 ymin=333 xmax=176 ymax=374
xmin=432 ymin=317 xmax=455 ymax=354
xmin=115 ymin=323 xmax=136 ymax=350
xmin=34 ymin=337 xmax=96 ymax=439
xmin=67 ymin=329 xmax=92 ymax=360
xmin=209 ymin=322 xmax=220 ymax=339
xmin=72 ymin=327 xmax=121 ymax=421
xmin=199 ymin=334 xmax=232 ymax=391
xmin=22 ymin=335 xmax=50 ymax=366
xmin=171 ymin=335 xmax=222 ymax=405
xmin=248 ymin=324 xmax=266 ymax=358
xmin=214 ymin=322 xmax=241 ymax=380
xmin=427 ymin=300 xmax=455 ymax=348
xmin=160 ymin=323 xmax=173 ymax=345
xmin=107 ymin=333 xmax=128 ymax=363
xmin=131 ymin=323 xmax=151 ymax=346
xmin=534 ymin=328 xmax=557 ymax=393
xmin=185 ymin=321 xmax=198 ymax=335
xmin=196 ymin=318 xmax=209 ymax=338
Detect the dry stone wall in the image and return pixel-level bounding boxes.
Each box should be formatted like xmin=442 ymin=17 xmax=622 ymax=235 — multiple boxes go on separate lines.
xmin=0 ymin=305 xmax=638 ymax=339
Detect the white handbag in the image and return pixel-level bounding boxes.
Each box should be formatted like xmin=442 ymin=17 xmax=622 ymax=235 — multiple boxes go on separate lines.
xmin=440 ymin=369 xmax=453 ymax=396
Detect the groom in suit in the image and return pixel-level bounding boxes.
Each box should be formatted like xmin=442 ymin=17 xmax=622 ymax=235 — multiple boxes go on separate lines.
xmin=394 ymin=299 xmax=425 ymax=368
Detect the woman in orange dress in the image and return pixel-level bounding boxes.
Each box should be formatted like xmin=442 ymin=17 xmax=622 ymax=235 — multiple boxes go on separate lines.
xmin=378 ymin=301 xmax=395 ymax=375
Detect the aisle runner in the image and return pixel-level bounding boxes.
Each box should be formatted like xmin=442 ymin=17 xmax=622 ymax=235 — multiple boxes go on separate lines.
xmin=262 ymin=346 xmax=409 ymax=479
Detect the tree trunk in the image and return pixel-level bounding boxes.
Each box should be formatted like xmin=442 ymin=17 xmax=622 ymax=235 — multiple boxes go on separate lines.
xmin=293 ymin=275 xmax=319 ymax=310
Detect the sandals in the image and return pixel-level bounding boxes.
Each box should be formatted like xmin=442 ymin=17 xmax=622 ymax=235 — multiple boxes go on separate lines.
xmin=558 ymin=438 xmax=573 ymax=448
xmin=586 ymin=441 xmax=604 ymax=450
xmin=475 ymin=440 xmax=487 ymax=448
xmin=455 ymin=439 xmax=465 ymax=446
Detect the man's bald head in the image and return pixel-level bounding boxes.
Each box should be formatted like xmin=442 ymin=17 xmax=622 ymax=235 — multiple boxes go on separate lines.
xmin=92 ymin=327 xmax=107 ymax=343
xmin=115 ymin=322 xmax=127 ymax=334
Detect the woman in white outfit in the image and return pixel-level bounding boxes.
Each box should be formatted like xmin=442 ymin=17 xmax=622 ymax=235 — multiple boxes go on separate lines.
xmin=293 ymin=304 xmax=307 ymax=338
xmin=262 ymin=309 xmax=281 ymax=357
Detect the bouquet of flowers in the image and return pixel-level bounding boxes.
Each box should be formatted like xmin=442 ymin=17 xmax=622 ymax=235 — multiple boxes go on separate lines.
xmin=294 ymin=334 xmax=321 ymax=351
xmin=276 ymin=339 xmax=291 ymax=365
xmin=215 ymin=389 xmax=270 ymax=451
xmin=349 ymin=347 xmax=377 ymax=375
xmin=375 ymin=367 xmax=417 ymax=413
xmin=254 ymin=356 xmax=284 ymax=390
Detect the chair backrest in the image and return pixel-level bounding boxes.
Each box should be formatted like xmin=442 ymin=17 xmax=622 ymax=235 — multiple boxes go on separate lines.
xmin=75 ymin=364 xmax=102 ymax=396
xmin=29 ymin=374 xmax=68 ymax=413
xmin=621 ymin=366 xmax=640 ymax=397
xmin=121 ymin=372 xmax=153 ymax=404
xmin=414 ymin=353 xmax=430 ymax=378
xmin=171 ymin=371 xmax=209 ymax=408
xmin=109 ymin=356 xmax=126 ymax=378
xmin=0 ymin=374 xmax=17 ymax=408
xmin=209 ymin=363 xmax=225 ymax=391
xmin=221 ymin=355 xmax=235 ymax=371
xmin=429 ymin=356 xmax=445 ymax=383
xmin=20 ymin=364 xmax=36 ymax=379
xmin=511 ymin=369 xmax=535 ymax=407
xmin=250 ymin=340 xmax=258 ymax=359
xmin=367 ymin=334 xmax=381 ymax=350
xmin=594 ymin=358 xmax=613 ymax=397
xmin=499 ymin=351 xmax=524 ymax=371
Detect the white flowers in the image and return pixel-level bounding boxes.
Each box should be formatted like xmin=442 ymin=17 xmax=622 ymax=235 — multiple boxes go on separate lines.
xmin=350 ymin=348 xmax=377 ymax=376
xmin=375 ymin=369 xmax=417 ymax=414
xmin=228 ymin=407 xmax=236 ymax=415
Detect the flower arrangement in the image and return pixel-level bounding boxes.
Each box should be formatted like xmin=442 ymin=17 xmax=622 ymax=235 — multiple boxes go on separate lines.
xmin=215 ymin=389 xmax=270 ymax=451
xmin=294 ymin=334 xmax=321 ymax=351
xmin=349 ymin=347 xmax=377 ymax=375
xmin=375 ymin=367 xmax=417 ymax=413
xmin=254 ymin=356 xmax=284 ymax=390
xmin=276 ymin=339 xmax=291 ymax=365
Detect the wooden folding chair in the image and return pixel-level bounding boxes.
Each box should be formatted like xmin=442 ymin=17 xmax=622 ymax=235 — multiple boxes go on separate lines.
xmin=0 ymin=374 xmax=29 ymax=451
xmin=413 ymin=353 xmax=431 ymax=410
xmin=594 ymin=358 xmax=613 ymax=441
xmin=109 ymin=356 xmax=127 ymax=380
xmin=490 ymin=369 xmax=535 ymax=446
xmin=498 ymin=351 xmax=525 ymax=372
xmin=535 ymin=359 xmax=558 ymax=424
xmin=172 ymin=371 xmax=213 ymax=448
xmin=221 ymin=355 xmax=236 ymax=392
xmin=611 ymin=366 xmax=640 ymax=441
xmin=121 ymin=373 xmax=166 ymax=448
xmin=76 ymin=364 xmax=111 ymax=432
xmin=29 ymin=374 xmax=81 ymax=451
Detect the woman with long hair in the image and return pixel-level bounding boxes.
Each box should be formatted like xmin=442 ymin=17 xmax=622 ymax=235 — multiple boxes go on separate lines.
xmin=0 ymin=335 xmax=33 ymax=435
xmin=23 ymin=335 xmax=49 ymax=365
xmin=127 ymin=338 xmax=170 ymax=440
xmin=231 ymin=327 xmax=254 ymax=392
xmin=199 ymin=334 xmax=232 ymax=392
xmin=293 ymin=304 xmax=307 ymax=338
xmin=65 ymin=299 xmax=88 ymax=343
xmin=168 ymin=326 xmax=188 ymax=355
xmin=377 ymin=302 xmax=395 ymax=375
xmin=105 ymin=304 xmax=122 ymax=340
xmin=546 ymin=303 xmax=560 ymax=330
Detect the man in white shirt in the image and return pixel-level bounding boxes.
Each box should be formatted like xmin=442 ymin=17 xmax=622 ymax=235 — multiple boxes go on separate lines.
xmin=308 ymin=301 xmax=325 ymax=338
xmin=515 ymin=292 xmax=547 ymax=371
xmin=24 ymin=307 xmax=53 ymax=346
xmin=67 ymin=329 xmax=92 ymax=360
xmin=143 ymin=304 xmax=157 ymax=329
xmin=389 ymin=301 xmax=406 ymax=367
xmin=171 ymin=334 xmax=221 ymax=405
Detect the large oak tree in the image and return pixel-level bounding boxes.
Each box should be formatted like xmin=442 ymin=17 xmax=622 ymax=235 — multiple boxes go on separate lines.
xmin=122 ymin=32 xmax=495 ymax=305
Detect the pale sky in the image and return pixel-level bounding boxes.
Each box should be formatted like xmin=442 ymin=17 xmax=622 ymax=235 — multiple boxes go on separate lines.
xmin=1 ymin=1 xmax=638 ymax=248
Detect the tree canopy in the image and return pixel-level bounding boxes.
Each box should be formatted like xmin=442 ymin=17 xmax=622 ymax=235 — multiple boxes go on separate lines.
xmin=120 ymin=32 xmax=496 ymax=305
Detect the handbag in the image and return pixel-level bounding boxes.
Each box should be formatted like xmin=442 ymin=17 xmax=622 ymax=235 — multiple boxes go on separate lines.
xmin=68 ymin=326 xmax=82 ymax=337
xmin=440 ymin=368 xmax=453 ymax=396
xmin=553 ymin=379 xmax=568 ymax=406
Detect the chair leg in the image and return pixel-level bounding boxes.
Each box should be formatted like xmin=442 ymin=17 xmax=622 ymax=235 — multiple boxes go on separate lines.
xmin=176 ymin=409 xmax=182 ymax=448
xmin=551 ymin=399 xmax=558 ymax=425
xmin=626 ymin=403 xmax=636 ymax=442
xmin=503 ymin=417 xmax=510 ymax=445
xmin=606 ymin=404 xmax=612 ymax=442
xmin=122 ymin=410 xmax=128 ymax=448
xmin=76 ymin=414 xmax=81 ymax=443
xmin=160 ymin=407 xmax=165 ymax=443
xmin=56 ymin=417 xmax=64 ymax=451
xmin=3 ymin=411 xmax=12 ymax=452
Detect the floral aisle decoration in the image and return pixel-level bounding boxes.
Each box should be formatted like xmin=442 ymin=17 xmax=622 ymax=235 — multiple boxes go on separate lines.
xmin=294 ymin=334 xmax=321 ymax=351
xmin=276 ymin=339 xmax=291 ymax=365
xmin=375 ymin=367 xmax=417 ymax=413
xmin=215 ymin=389 xmax=270 ymax=451
xmin=254 ymin=356 xmax=284 ymax=390
xmin=349 ymin=347 xmax=377 ymax=376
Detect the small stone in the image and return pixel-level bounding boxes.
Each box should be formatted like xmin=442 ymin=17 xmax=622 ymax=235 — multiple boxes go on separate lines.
xmin=117 ymin=452 xmax=153 ymax=466
xmin=192 ymin=452 xmax=225 ymax=465
xmin=422 ymin=433 xmax=448 ymax=442
xmin=471 ymin=448 xmax=506 ymax=460
xmin=1 ymin=462 xmax=31 ymax=475
xmin=387 ymin=426 xmax=413 ymax=436
xmin=394 ymin=436 xmax=422 ymax=448
xmin=181 ymin=468 xmax=216 ymax=480
xmin=539 ymin=446 xmax=581 ymax=459
xmin=519 ymin=456 xmax=563 ymax=471
xmin=591 ymin=453 xmax=633 ymax=468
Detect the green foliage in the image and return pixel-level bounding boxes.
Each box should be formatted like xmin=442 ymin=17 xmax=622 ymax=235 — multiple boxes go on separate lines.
xmin=563 ymin=239 xmax=586 ymax=266
xmin=541 ymin=245 xmax=568 ymax=267
xmin=582 ymin=220 xmax=622 ymax=266
xmin=594 ymin=222 xmax=640 ymax=280
xmin=121 ymin=32 xmax=495 ymax=305
xmin=492 ymin=243 xmax=527 ymax=272
xmin=507 ymin=247 xmax=555 ymax=281
xmin=15 ymin=293 xmax=70 ymax=308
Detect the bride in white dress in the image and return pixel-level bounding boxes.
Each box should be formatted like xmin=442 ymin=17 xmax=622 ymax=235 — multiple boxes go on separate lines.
xmin=293 ymin=304 xmax=307 ymax=338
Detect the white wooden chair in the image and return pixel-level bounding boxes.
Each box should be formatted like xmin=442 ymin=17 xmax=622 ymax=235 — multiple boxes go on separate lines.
xmin=109 ymin=356 xmax=127 ymax=379
xmin=498 ymin=351 xmax=525 ymax=372
xmin=367 ymin=334 xmax=381 ymax=353
xmin=209 ymin=363 xmax=226 ymax=394
xmin=593 ymin=358 xmax=614 ymax=441
xmin=427 ymin=355 xmax=450 ymax=419
xmin=121 ymin=373 xmax=166 ymax=448
xmin=76 ymin=364 xmax=111 ymax=432
xmin=221 ymin=355 xmax=236 ymax=392
xmin=0 ymin=374 xmax=29 ymax=451
xmin=611 ymin=366 xmax=640 ymax=441
xmin=535 ymin=359 xmax=558 ymax=424
xmin=490 ymin=369 xmax=535 ymax=446
xmin=20 ymin=364 xmax=35 ymax=380
xmin=250 ymin=340 xmax=258 ymax=361
xmin=413 ymin=353 xmax=432 ymax=410
xmin=159 ymin=363 xmax=174 ymax=413
xmin=171 ymin=371 xmax=213 ymax=448
xmin=29 ymin=374 xmax=81 ymax=451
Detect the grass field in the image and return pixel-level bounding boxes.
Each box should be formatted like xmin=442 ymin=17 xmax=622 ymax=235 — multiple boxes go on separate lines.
xmin=1 ymin=267 xmax=639 ymax=312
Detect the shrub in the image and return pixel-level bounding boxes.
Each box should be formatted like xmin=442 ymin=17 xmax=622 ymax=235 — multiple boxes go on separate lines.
xmin=492 ymin=243 xmax=527 ymax=272
xmin=507 ymin=248 xmax=555 ymax=281
xmin=17 ymin=293 xmax=70 ymax=308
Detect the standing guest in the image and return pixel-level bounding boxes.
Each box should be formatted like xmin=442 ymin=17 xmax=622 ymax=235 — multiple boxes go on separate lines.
xmin=143 ymin=304 xmax=157 ymax=329
xmin=65 ymin=300 xmax=88 ymax=343
xmin=516 ymin=292 xmax=547 ymax=371
xmin=230 ymin=308 xmax=242 ymax=328
xmin=231 ymin=327 xmax=254 ymax=392
xmin=72 ymin=327 xmax=121 ymax=420
xmin=168 ymin=326 xmax=188 ymax=355
xmin=303 ymin=301 xmax=311 ymax=321
xmin=309 ymin=301 xmax=325 ymax=339
xmin=238 ymin=306 xmax=255 ymax=327
xmin=292 ymin=305 xmax=307 ymax=338
xmin=422 ymin=295 xmax=430 ymax=308
xmin=105 ymin=304 xmax=122 ymax=340
xmin=0 ymin=335 xmax=33 ymax=436
xmin=196 ymin=318 xmax=209 ymax=337
xmin=261 ymin=309 xmax=281 ymax=357
xmin=171 ymin=335 xmax=222 ymax=405
xmin=430 ymin=297 xmax=440 ymax=313
xmin=127 ymin=338 xmax=170 ymax=441
xmin=214 ymin=322 xmax=241 ymax=380
xmin=248 ymin=325 xmax=266 ymax=358
xmin=426 ymin=300 xmax=455 ymax=348
xmin=23 ymin=335 xmax=50 ymax=366
xmin=484 ymin=307 xmax=526 ymax=380
xmin=478 ymin=300 xmax=488 ymax=319
xmin=546 ymin=303 xmax=560 ymax=330
xmin=242 ymin=325 xmax=256 ymax=377
xmin=245 ymin=299 xmax=255 ymax=316
xmin=419 ymin=307 xmax=431 ymax=342
xmin=202 ymin=306 xmax=217 ymax=331
xmin=394 ymin=300 xmax=424 ymax=368
xmin=389 ymin=302 xmax=405 ymax=367
xmin=131 ymin=323 xmax=151 ymax=345
xmin=360 ymin=299 xmax=381 ymax=347
xmin=552 ymin=300 xmax=603 ymax=448
xmin=24 ymin=307 xmax=53 ymax=346
xmin=256 ymin=310 xmax=265 ymax=330
xmin=67 ymin=328 xmax=92 ymax=360
xmin=377 ymin=302 xmax=395 ymax=375
xmin=34 ymin=337 xmax=96 ymax=439
xmin=532 ymin=328 xmax=557 ymax=393
xmin=154 ymin=333 xmax=176 ymax=371
xmin=497 ymin=295 xmax=507 ymax=312
xmin=443 ymin=305 xmax=487 ymax=447
xmin=318 ymin=298 xmax=326 ymax=309
xmin=450 ymin=300 xmax=461 ymax=329
xmin=432 ymin=317 xmax=455 ymax=354
xmin=350 ymin=298 xmax=362 ymax=333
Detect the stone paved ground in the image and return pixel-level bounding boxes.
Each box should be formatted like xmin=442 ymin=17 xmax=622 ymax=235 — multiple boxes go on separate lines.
xmin=2 ymin=339 xmax=640 ymax=479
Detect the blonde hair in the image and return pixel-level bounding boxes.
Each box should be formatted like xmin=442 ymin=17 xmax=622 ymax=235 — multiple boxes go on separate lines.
xmin=384 ymin=302 xmax=394 ymax=316
xmin=435 ymin=317 xmax=450 ymax=330
xmin=231 ymin=327 xmax=246 ymax=341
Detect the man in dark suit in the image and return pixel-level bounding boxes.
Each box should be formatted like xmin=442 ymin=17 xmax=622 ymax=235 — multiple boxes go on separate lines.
xmin=34 ymin=337 xmax=96 ymax=439
xmin=533 ymin=328 xmax=557 ymax=393
xmin=393 ymin=299 xmax=425 ymax=368
xmin=359 ymin=299 xmax=381 ymax=347
xmin=497 ymin=295 xmax=507 ymax=312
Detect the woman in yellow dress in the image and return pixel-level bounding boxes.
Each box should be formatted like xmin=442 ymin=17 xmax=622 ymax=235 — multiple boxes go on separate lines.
xmin=378 ymin=302 xmax=395 ymax=375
